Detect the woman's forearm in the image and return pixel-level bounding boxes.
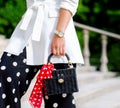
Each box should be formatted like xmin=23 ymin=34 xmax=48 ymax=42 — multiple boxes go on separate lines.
xmin=55 ymin=8 xmax=72 ymax=33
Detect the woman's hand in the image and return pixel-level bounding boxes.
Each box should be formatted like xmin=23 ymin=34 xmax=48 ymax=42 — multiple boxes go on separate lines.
xmin=51 ymin=34 xmax=65 ymax=56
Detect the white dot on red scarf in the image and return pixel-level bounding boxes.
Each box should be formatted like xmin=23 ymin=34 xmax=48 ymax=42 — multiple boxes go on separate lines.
xmin=34 ymin=98 xmax=37 ymax=100
xmin=7 ymin=77 xmax=12 ymax=82
xmin=32 ymin=102 xmax=35 ymax=104
xmin=34 ymin=87 xmax=37 ymax=90
xmin=13 ymin=62 xmax=18 ymax=66
xmin=37 ymin=103 xmax=40 ymax=105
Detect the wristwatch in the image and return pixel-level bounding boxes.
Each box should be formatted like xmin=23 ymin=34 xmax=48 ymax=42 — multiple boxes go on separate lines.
xmin=55 ymin=30 xmax=64 ymax=38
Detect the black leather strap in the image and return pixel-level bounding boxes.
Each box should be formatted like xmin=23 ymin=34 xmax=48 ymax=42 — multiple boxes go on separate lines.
xmin=47 ymin=53 xmax=70 ymax=63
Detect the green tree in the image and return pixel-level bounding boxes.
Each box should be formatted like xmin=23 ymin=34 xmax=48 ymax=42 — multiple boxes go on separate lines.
xmin=0 ymin=0 xmax=26 ymax=38
xmin=75 ymin=0 xmax=120 ymax=34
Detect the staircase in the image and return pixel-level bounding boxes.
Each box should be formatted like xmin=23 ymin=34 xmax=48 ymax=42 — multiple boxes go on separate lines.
xmin=74 ymin=68 xmax=120 ymax=108
xmin=0 ymin=24 xmax=120 ymax=108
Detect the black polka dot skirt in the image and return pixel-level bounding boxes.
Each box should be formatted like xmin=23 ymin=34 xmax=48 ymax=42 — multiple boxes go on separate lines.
xmin=0 ymin=49 xmax=76 ymax=108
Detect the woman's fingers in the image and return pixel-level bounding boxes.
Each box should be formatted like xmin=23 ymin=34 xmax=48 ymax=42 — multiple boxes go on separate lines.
xmin=51 ymin=35 xmax=65 ymax=56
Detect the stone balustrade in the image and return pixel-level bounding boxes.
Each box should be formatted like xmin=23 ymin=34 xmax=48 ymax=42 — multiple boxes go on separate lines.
xmin=74 ymin=22 xmax=120 ymax=73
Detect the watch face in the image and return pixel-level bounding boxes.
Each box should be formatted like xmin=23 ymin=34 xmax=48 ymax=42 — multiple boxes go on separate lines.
xmin=55 ymin=30 xmax=64 ymax=37
xmin=59 ymin=32 xmax=64 ymax=37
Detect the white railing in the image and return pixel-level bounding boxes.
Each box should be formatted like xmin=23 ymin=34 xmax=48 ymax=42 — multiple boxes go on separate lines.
xmin=74 ymin=22 xmax=120 ymax=73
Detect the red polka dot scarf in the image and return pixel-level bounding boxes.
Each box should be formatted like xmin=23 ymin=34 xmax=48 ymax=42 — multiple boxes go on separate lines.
xmin=29 ymin=62 xmax=54 ymax=108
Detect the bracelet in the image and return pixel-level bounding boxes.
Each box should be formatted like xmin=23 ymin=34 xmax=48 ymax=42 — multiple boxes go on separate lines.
xmin=55 ymin=30 xmax=64 ymax=38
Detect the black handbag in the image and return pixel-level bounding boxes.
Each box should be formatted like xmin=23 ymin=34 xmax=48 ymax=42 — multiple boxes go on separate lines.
xmin=44 ymin=53 xmax=79 ymax=96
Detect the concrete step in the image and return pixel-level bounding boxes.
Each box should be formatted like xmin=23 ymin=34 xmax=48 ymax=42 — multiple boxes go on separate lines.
xmin=77 ymin=71 xmax=117 ymax=86
xmin=76 ymin=64 xmax=97 ymax=72
xmin=79 ymin=90 xmax=120 ymax=108
xmin=74 ymin=77 xmax=120 ymax=107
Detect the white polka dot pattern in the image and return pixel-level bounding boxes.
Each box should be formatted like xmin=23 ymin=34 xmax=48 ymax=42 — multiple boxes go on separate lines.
xmin=12 ymin=88 xmax=16 ymax=94
xmin=23 ymin=59 xmax=26 ymax=63
xmin=26 ymin=80 xmax=29 ymax=85
xmin=16 ymin=72 xmax=20 ymax=77
xmin=0 ymin=82 xmax=2 ymax=87
xmin=53 ymin=103 xmax=58 ymax=108
xmin=1 ymin=66 xmax=6 ymax=70
xmin=7 ymin=77 xmax=12 ymax=82
xmin=25 ymin=68 xmax=29 ymax=73
xmin=18 ymin=81 xmax=20 ymax=85
xmin=2 ymin=93 xmax=6 ymax=99
xmin=13 ymin=62 xmax=18 ymax=67
xmin=72 ymin=99 xmax=75 ymax=104
xmin=6 ymin=105 xmax=10 ymax=108
xmin=62 ymin=93 xmax=67 ymax=98
xmin=14 ymin=97 xmax=18 ymax=103
xmin=7 ymin=53 xmax=11 ymax=56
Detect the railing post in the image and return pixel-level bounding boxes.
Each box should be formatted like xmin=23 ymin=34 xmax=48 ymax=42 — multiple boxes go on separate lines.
xmin=100 ymin=35 xmax=108 ymax=73
xmin=83 ymin=29 xmax=90 ymax=67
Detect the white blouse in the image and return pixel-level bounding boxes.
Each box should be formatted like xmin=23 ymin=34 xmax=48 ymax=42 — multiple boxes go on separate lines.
xmin=4 ymin=0 xmax=84 ymax=65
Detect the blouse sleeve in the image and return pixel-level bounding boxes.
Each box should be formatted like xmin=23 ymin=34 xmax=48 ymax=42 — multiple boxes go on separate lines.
xmin=60 ymin=0 xmax=79 ymax=16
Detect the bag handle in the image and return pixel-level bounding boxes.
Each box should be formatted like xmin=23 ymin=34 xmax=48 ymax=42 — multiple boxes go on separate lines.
xmin=47 ymin=53 xmax=73 ymax=68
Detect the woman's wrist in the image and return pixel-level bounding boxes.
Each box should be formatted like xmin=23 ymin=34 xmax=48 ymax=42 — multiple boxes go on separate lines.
xmin=54 ymin=30 xmax=64 ymax=38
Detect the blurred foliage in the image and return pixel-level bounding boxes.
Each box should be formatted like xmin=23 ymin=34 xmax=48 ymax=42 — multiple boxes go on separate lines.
xmin=74 ymin=0 xmax=120 ymax=72
xmin=75 ymin=0 xmax=120 ymax=34
xmin=0 ymin=0 xmax=120 ymax=71
xmin=0 ymin=0 xmax=26 ymax=38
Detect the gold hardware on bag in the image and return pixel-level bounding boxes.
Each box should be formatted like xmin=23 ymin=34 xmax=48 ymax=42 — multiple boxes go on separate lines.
xmin=68 ymin=60 xmax=73 ymax=68
xmin=57 ymin=73 xmax=64 ymax=84
xmin=58 ymin=78 xmax=64 ymax=84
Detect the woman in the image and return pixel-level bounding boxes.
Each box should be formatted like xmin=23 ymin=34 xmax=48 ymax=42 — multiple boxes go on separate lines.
xmin=0 ymin=0 xmax=84 ymax=108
